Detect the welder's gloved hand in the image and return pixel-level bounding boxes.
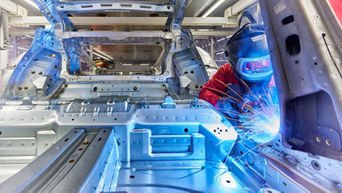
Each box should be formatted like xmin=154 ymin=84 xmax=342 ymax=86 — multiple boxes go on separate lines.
xmin=216 ymin=97 xmax=247 ymax=118
xmin=242 ymin=94 xmax=263 ymax=111
xmin=243 ymin=87 xmax=278 ymax=111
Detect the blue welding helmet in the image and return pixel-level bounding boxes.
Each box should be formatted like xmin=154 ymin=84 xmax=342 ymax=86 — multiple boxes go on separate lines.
xmin=225 ymin=23 xmax=273 ymax=84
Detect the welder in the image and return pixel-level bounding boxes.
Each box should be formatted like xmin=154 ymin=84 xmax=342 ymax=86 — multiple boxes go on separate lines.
xmin=199 ymin=22 xmax=277 ymax=123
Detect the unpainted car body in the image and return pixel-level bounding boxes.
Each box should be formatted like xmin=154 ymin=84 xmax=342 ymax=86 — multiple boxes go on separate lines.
xmin=0 ymin=0 xmax=341 ymax=192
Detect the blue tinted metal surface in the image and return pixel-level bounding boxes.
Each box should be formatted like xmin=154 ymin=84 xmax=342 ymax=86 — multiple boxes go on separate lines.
xmin=115 ymin=166 xmax=247 ymax=193
xmin=1 ymin=0 xmax=342 ymax=192
xmin=32 ymin=0 xmax=187 ymax=31
xmin=2 ymin=28 xmax=63 ymax=100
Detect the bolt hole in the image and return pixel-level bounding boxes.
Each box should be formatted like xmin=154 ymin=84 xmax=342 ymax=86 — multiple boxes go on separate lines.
xmin=93 ymin=86 xmax=98 ymax=92
xmin=311 ymin=160 xmax=321 ymax=170
xmin=129 ymin=175 xmax=135 ymax=178
xmin=282 ymin=15 xmax=294 ymax=25
xmin=326 ymin=140 xmax=331 ymax=146
xmin=283 ymin=182 xmax=287 ymax=187
xmin=98 ymin=138 xmax=102 ymax=141
xmin=314 ymin=62 xmax=318 ymax=65
xmin=64 ymin=138 xmax=69 ymax=142
xmin=240 ymin=151 xmax=243 ymax=155
xmin=286 ymin=34 xmax=301 ymax=55
xmin=226 ymin=180 xmax=231 ymax=183
xmin=184 ymin=128 xmax=188 ymax=133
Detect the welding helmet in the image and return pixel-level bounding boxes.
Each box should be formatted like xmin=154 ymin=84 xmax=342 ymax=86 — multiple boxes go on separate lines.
xmin=225 ymin=23 xmax=273 ymax=84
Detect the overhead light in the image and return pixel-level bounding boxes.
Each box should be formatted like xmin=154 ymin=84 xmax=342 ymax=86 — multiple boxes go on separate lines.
xmin=23 ymin=0 xmax=40 ymax=10
xmin=201 ymin=0 xmax=226 ymax=18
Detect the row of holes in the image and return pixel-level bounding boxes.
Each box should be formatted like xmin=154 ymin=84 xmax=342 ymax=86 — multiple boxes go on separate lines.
xmin=280 ymin=14 xmax=301 ymax=56
xmin=71 ymin=117 xmax=118 ymax=121
xmin=67 ymin=130 xmax=106 ymax=164
xmin=282 ymin=13 xmax=334 ymax=153
xmin=72 ymin=4 xmax=164 ymax=10
xmin=93 ymin=86 xmax=138 ymax=92
xmin=184 ymin=70 xmax=194 ymax=74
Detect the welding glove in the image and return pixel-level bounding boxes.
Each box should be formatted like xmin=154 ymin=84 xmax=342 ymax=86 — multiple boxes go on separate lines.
xmin=216 ymin=97 xmax=248 ymax=118
xmin=243 ymin=86 xmax=279 ymax=111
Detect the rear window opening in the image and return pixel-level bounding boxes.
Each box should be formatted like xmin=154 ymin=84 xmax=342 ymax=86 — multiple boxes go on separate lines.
xmin=77 ymin=43 xmax=165 ymax=76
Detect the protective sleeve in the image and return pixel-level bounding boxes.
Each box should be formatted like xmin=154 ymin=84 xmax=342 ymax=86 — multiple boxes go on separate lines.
xmin=199 ymin=63 xmax=239 ymax=107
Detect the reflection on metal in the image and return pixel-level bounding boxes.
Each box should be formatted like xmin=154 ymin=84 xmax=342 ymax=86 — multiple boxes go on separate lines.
xmin=0 ymin=129 xmax=120 ymax=192
xmin=201 ymin=0 xmax=226 ymax=18
xmin=225 ymin=0 xmax=258 ymax=17
xmin=0 ymin=0 xmax=28 ymax=17
xmin=9 ymin=29 xmax=235 ymax=39
xmin=0 ymin=12 xmax=9 ymax=50
xmin=60 ymin=31 xmax=174 ymax=39
xmin=196 ymin=46 xmax=218 ymax=78
xmin=9 ymin=16 xmax=236 ymax=27
xmin=55 ymin=1 xmax=174 ymax=14
xmin=32 ymin=0 xmax=189 ymax=31
xmin=0 ymin=0 xmax=341 ymax=192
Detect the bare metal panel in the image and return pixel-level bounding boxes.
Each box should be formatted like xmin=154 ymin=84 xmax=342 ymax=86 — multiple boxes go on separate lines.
xmin=260 ymin=0 xmax=342 ymax=161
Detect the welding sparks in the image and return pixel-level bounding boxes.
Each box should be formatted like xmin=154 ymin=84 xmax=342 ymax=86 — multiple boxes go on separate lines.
xmin=240 ymin=110 xmax=280 ymax=144
xmin=238 ymin=82 xmax=280 ymax=144
xmin=206 ymin=78 xmax=280 ymax=144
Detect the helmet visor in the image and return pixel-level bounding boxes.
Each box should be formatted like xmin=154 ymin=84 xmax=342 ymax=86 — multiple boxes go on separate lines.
xmin=236 ymin=55 xmax=273 ymax=82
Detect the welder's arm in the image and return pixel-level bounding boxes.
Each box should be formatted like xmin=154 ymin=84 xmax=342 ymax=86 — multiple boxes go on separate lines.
xmin=241 ymin=85 xmax=279 ymax=113
xmin=216 ymin=97 xmax=244 ymax=118
xmin=199 ymin=64 xmax=238 ymax=107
